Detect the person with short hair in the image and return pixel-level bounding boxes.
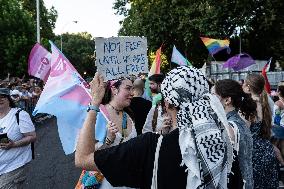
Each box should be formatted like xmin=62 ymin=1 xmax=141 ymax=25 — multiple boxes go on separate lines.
xmin=0 ymin=88 xmax=36 ymax=189
xmin=129 ymin=79 xmax=151 ymax=135
xmin=142 ymin=74 xmax=167 ymax=134
xmin=148 ymin=73 xmax=164 ymax=96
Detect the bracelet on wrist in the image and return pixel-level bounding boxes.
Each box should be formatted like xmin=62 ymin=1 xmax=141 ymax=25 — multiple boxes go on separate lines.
xmin=87 ymin=104 xmax=100 ymax=113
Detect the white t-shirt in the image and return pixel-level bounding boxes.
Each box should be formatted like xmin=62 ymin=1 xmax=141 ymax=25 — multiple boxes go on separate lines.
xmin=0 ymin=108 xmax=35 ymax=175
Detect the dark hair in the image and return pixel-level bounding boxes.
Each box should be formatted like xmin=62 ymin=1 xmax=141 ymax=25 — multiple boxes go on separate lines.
xmin=278 ymin=86 xmax=284 ymax=98
xmin=101 ymin=80 xmax=123 ymax=105
xmin=246 ymin=74 xmax=271 ymax=139
xmin=148 ymin=74 xmax=165 ymax=84
xmin=206 ymin=77 xmax=215 ymax=91
xmin=215 ymin=79 xmax=257 ymax=120
xmin=7 ymin=96 xmax=17 ymax=108
xmin=239 ymin=79 xmax=244 ymax=85
xmin=101 ymin=79 xmax=135 ymax=121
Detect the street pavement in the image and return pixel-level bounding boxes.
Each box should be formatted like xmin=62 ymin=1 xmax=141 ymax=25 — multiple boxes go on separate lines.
xmin=20 ymin=116 xmax=284 ymax=189
xmin=23 ymin=117 xmax=81 ymax=189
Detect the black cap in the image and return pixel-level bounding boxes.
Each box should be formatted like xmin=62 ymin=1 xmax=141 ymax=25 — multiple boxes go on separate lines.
xmin=0 ymin=88 xmax=10 ymax=96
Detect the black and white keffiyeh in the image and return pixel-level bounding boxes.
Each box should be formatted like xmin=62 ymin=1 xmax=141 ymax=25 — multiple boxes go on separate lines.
xmin=161 ymin=66 xmax=233 ymax=189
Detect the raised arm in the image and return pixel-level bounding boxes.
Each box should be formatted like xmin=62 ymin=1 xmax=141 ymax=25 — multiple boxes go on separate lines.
xmin=75 ymin=73 xmax=105 ymax=170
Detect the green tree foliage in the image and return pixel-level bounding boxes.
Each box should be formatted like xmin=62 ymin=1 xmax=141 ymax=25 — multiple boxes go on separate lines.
xmin=53 ymin=32 xmax=96 ymax=78
xmin=0 ymin=0 xmax=57 ymax=78
xmin=0 ymin=0 xmax=35 ymax=77
xmin=114 ymin=0 xmax=284 ymax=69
xmin=20 ymin=0 xmax=58 ymax=48
xmin=148 ymin=50 xmax=170 ymax=74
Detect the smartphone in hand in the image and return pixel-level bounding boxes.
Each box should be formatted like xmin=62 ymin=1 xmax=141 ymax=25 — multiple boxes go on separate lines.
xmin=0 ymin=133 xmax=9 ymax=144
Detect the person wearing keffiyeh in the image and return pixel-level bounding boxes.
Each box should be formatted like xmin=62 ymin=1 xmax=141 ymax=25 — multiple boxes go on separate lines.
xmin=75 ymin=66 xmax=236 ymax=189
xmin=160 ymin=66 xmax=235 ymax=189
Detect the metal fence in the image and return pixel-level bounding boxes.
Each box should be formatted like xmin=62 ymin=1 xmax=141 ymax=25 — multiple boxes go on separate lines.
xmin=208 ymin=60 xmax=284 ymax=89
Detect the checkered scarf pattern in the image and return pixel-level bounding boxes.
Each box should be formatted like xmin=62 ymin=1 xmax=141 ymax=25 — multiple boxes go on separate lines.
xmin=161 ymin=66 xmax=232 ymax=189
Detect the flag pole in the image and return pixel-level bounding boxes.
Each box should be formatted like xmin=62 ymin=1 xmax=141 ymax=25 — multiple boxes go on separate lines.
xmin=239 ymin=26 xmax=242 ymax=54
xmin=207 ymin=55 xmax=212 ymax=78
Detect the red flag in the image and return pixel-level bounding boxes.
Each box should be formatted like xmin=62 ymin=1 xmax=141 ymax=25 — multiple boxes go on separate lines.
xmin=261 ymin=57 xmax=272 ymax=94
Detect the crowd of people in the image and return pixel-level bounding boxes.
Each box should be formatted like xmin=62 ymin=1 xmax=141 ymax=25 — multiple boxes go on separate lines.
xmin=0 ymin=75 xmax=43 ymax=115
xmin=2 ymin=66 xmax=284 ymax=188
xmin=74 ymin=66 xmax=284 ymax=189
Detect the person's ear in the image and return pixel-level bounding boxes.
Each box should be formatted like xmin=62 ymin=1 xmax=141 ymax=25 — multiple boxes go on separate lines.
xmin=224 ymin=97 xmax=232 ymax=106
xmin=111 ymin=86 xmax=118 ymax=96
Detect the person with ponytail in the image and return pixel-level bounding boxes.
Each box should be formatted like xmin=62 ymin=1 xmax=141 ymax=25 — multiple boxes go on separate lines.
xmin=242 ymin=74 xmax=278 ymax=188
xmin=212 ymin=79 xmax=256 ymax=189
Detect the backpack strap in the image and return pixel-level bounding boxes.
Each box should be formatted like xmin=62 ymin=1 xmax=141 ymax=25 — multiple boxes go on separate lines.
xmin=15 ymin=108 xmax=23 ymax=125
xmin=15 ymin=109 xmax=35 ymax=159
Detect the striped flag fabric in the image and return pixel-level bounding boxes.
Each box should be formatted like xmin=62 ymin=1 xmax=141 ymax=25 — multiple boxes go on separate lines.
xmin=200 ymin=37 xmax=231 ymax=55
xmin=28 ymin=43 xmax=51 ymax=82
xmin=149 ymin=47 xmax=162 ymax=76
xmin=33 ymin=41 xmax=92 ymax=154
xmin=171 ymin=45 xmax=192 ymax=66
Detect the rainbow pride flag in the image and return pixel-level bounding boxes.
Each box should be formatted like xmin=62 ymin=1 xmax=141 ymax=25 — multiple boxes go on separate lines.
xmin=149 ymin=47 xmax=162 ymax=76
xmin=200 ymin=37 xmax=231 ymax=55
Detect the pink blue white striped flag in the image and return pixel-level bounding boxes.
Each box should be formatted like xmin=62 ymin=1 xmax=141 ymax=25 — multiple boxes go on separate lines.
xmin=33 ymin=41 xmax=92 ymax=154
xmin=28 ymin=43 xmax=51 ymax=82
xmin=171 ymin=45 xmax=192 ymax=66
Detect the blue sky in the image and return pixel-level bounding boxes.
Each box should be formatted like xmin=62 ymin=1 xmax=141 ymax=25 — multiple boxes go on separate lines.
xmin=43 ymin=0 xmax=124 ymax=37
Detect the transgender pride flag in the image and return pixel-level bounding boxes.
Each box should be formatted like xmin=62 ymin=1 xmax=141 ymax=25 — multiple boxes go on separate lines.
xmin=33 ymin=41 xmax=92 ymax=154
xmin=171 ymin=45 xmax=192 ymax=66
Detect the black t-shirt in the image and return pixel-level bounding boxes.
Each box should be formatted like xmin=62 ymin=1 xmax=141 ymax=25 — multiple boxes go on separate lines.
xmin=94 ymin=129 xmax=187 ymax=189
xmin=129 ymin=97 xmax=152 ymax=135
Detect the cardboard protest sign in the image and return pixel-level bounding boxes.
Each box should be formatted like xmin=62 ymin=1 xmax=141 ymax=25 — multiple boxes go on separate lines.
xmin=95 ymin=37 xmax=148 ymax=80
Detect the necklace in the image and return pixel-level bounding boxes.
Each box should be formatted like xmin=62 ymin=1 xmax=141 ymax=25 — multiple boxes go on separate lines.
xmin=108 ymin=104 xmax=123 ymax=115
